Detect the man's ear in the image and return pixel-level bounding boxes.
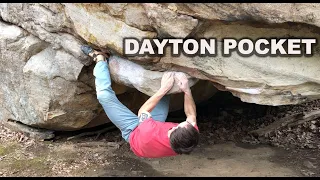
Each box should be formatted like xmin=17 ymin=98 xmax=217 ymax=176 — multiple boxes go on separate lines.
xmin=168 ymin=128 xmax=173 ymax=138
xmin=168 ymin=126 xmax=177 ymax=138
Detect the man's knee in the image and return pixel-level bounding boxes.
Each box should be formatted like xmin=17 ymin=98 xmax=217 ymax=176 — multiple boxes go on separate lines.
xmin=96 ymin=90 xmax=115 ymax=102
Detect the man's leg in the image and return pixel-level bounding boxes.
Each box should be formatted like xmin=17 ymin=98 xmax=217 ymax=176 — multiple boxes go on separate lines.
xmin=150 ymin=95 xmax=170 ymax=122
xmin=94 ymin=60 xmax=138 ymax=142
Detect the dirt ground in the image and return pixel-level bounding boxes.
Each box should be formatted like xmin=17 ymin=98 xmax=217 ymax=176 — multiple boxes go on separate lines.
xmin=0 ymin=92 xmax=319 ymax=177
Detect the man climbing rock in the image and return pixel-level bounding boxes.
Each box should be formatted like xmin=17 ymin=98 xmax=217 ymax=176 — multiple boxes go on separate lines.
xmin=81 ymin=45 xmax=200 ymax=158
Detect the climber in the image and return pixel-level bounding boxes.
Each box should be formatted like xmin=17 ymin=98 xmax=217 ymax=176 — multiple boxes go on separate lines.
xmin=81 ymin=45 xmax=200 ymax=158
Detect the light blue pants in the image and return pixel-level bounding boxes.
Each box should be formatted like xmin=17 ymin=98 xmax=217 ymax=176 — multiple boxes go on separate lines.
xmin=93 ymin=61 xmax=170 ymax=142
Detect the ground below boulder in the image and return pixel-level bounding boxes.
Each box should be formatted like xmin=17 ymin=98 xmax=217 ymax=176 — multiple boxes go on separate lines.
xmin=1 ymin=3 xmax=320 ymax=133
xmin=0 ymin=91 xmax=319 ymax=177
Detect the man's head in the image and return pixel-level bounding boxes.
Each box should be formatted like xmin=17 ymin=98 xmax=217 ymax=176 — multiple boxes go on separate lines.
xmin=168 ymin=121 xmax=199 ymax=155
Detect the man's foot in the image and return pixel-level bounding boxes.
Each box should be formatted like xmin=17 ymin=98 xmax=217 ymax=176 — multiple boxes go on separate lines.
xmin=81 ymin=45 xmax=109 ymax=63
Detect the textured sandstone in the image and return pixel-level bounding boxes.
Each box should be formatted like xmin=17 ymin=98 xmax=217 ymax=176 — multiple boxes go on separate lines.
xmin=1 ymin=3 xmax=320 ymax=132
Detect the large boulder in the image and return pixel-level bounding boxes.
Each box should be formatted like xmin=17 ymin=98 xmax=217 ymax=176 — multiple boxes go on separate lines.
xmin=1 ymin=3 xmax=320 ymax=132
xmin=0 ymin=3 xmax=91 ymax=65
xmin=158 ymin=21 xmax=320 ymax=105
xmin=0 ymin=20 xmax=198 ymax=131
xmin=0 ymin=21 xmax=100 ymax=131
xmin=63 ymin=3 xmax=157 ymax=55
xmin=165 ymin=3 xmax=320 ymax=27
xmin=143 ymin=3 xmax=199 ymax=38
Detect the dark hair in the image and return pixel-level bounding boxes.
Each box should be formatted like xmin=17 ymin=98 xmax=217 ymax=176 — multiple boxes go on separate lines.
xmin=169 ymin=124 xmax=199 ymax=155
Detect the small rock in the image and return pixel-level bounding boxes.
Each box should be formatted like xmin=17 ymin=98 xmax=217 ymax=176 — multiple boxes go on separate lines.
xmin=151 ymin=161 xmax=160 ymax=165
xmin=301 ymin=170 xmax=315 ymax=176
xmin=221 ymin=111 xmax=228 ymax=117
xmin=234 ymin=109 xmax=243 ymax=114
xmin=131 ymin=170 xmax=142 ymax=175
xmin=222 ymin=128 xmax=227 ymax=132
xmin=310 ymin=124 xmax=317 ymax=130
xmin=107 ymin=142 xmax=120 ymax=149
xmin=303 ymin=160 xmax=317 ymax=169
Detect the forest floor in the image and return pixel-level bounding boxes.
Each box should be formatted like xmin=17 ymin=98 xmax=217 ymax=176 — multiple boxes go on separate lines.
xmin=0 ymin=92 xmax=319 ymax=177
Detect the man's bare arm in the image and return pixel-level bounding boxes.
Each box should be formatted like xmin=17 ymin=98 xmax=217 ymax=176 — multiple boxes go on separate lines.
xmin=175 ymin=73 xmax=197 ymax=125
xmin=138 ymin=88 xmax=167 ymax=117
xmin=138 ymin=72 xmax=174 ymax=119
xmin=184 ymin=88 xmax=197 ymax=125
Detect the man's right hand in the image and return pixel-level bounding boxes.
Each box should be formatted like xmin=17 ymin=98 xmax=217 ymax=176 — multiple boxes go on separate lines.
xmin=175 ymin=73 xmax=190 ymax=93
xmin=160 ymin=72 xmax=174 ymax=93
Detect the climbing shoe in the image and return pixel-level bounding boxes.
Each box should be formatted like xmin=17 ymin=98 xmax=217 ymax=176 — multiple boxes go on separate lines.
xmin=81 ymin=45 xmax=109 ymax=63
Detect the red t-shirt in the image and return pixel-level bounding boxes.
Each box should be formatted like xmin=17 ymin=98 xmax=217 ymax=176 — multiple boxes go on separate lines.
xmin=129 ymin=118 xmax=198 ymax=158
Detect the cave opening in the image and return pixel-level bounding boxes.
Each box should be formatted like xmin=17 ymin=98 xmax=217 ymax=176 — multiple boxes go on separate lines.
xmin=167 ymin=90 xmax=274 ymax=145
xmin=165 ymin=90 xmax=320 ymax=149
xmin=168 ymin=90 xmax=270 ymax=123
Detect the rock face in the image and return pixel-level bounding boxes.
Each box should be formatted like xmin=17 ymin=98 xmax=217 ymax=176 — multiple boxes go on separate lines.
xmin=1 ymin=3 xmax=320 ymax=132
xmin=160 ymin=21 xmax=320 ymax=105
